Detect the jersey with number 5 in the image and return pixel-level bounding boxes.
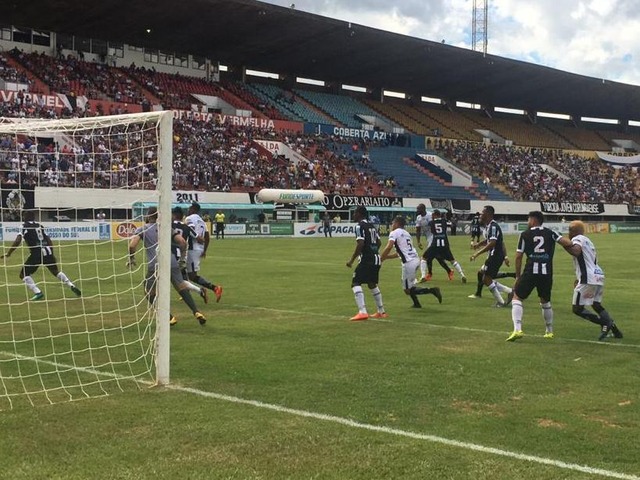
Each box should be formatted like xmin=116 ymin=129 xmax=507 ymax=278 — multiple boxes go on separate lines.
xmin=516 ymin=226 xmax=562 ymax=275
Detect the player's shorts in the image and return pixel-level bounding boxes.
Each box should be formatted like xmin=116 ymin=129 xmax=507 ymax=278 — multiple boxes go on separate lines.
xmin=572 ymin=283 xmax=604 ymax=306
xmin=170 ymin=260 xmax=185 ymax=288
xmin=216 ymin=222 xmax=225 ymax=232
xmin=23 ymin=251 xmax=57 ymax=276
xmin=352 ymin=262 xmax=380 ymax=286
xmin=187 ymin=250 xmax=203 ymax=273
xmin=514 ymin=273 xmax=553 ymax=301
xmin=401 ymin=258 xmax=420 ymax=290
xmin=145 ymin=269 xmax=157 ymax=295
xmin=425 ymin=245 xmax=454 ymax=262
xmin=483 ymin=253 xmax=505 ymax=278
xmin=471 ymin=227 xmax=481 ymax=237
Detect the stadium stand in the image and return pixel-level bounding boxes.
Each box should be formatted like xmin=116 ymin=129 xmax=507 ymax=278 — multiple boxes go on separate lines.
xmin=244 ymin=83 xmax=334 ymax=125
xmin=293 ymin=89 xmax=385 ymax=129
xmin=1 ymin=46 xmax=640 ymax=204
xmin=0 ymin=53 xmax=30 ymax=86
xmin=436 ymin=139 xmax=639 ymax=203
xmin=9 ymin=51 xmax=150 ymax=106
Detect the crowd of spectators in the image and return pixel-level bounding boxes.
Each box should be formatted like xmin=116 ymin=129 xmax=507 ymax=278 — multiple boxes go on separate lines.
xmin=171 ymin=118 xmax=383 ymax=194
xmin=125 ymin=66 xmax=218 ymax=110
xmin=0 ymin=95 xmax=385 ymax=195
xmin=0 ymin=54 xmax=31 ymax=86
xmin=9 ymin=50 xmax=148 ymax=105
xmin=437 ymin=139 xmax=639 ymax=204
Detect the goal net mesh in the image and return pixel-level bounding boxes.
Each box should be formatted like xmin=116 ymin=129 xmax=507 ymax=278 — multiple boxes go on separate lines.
xmin=0 ymin=112 xmax=172 ymax=410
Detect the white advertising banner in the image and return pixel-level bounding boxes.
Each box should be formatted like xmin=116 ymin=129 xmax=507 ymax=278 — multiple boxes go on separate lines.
xmin=0 ymin=222 xmax=109 ymax=242
xmin=294 ymin=222 xmax=357 ymax=238
xmin=224 ymin=224 xmax=247 ymax=236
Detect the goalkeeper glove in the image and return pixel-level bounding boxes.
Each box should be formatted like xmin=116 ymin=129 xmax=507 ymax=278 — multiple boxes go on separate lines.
xmin=126 ymin=257 xmax=137 ymax=269
xmin=179 ymin=257 xmax=187 ymax=270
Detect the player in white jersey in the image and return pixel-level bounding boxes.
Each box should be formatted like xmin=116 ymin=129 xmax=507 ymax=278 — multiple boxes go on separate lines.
xmin=414 ymin=203 xmax=432 ymax=280
xmin=562 ymin=221 xmax=622 ymax=341
xmin=381 ymin=216 xmax=442 ymax=308
xmin=185 ymin=202 xmax=223 ymax=302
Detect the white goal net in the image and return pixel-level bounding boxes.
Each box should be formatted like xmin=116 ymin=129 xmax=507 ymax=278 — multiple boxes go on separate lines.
xmin=0 ymin=112 xmax=173 ymax=410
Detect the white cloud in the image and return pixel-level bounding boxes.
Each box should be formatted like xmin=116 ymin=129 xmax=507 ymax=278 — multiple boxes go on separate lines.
xmin=262 ymin=0 xmax=640 ymax=85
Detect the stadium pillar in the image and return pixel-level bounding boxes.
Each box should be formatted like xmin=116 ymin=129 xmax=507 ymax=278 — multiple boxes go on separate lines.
xmin=370 ymin=87 xmax=383 ymax=103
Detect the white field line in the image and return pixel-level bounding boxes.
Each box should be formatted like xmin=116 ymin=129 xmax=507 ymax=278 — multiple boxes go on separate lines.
xmin=1 ymin=351 xmax=639 ymax=480
xmin=227 ymin=303 xmax=640 ymax=349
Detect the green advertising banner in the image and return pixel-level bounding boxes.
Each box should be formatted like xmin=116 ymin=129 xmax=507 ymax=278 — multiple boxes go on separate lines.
xmin=609 ymin=223 xmax=640 ymax=233
xmin=268 ymin=223 xmax=294 ymax=235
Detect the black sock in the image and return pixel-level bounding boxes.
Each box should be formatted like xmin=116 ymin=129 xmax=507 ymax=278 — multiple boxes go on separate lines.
xmin=179 ymin=289 xmax=199 ymax=314
xmin=412 ymin=286 xmax=432 ymax=296
xmin=193 ymin=275 xmax=215 ymax=290
xmin=496 ymin=272 xmax=516 ymax=279
xmin=427 ymin=258 xmax=433 ymax=275
xmin=576 ymin=310 xmax=604 ymax=325
xmin=475 ymin=271 xmax=484 ymax=296
xmin=409 ymin=289 xmax=421 ymax=307
xmin=437 ymin=258 xmax=451 ymax=273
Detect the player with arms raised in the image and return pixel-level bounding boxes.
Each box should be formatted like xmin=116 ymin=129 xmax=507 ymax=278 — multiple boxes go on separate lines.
xmin=381 ymin=216 xmax=442 ymax=308
xmin=128 ymin=207 xmax=206 ymax=325
xmin=562 ymin=220 xmax=622 ymax=341
xmin=346 ymin=206 xmax=386 ymax=321
xmin=2 ymin=210 xmax=81 ymax=300
xmin=506 ymin=211 xmax=570 ymax=341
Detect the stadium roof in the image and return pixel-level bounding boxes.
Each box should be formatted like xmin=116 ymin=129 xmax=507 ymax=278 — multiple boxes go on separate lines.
xmin=8 ymin=0 xmax=640 ymax=120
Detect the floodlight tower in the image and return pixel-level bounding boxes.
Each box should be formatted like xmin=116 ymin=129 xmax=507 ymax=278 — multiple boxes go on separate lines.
xmin=472 ymin=0 xmax=488 ymax=55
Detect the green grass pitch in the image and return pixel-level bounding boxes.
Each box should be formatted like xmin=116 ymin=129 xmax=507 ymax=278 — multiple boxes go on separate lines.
xmin=1 ymin=232 xmax=639 ymax=479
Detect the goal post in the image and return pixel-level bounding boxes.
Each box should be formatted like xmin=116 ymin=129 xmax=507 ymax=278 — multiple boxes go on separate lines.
xmin=0 ymin=111 xmax=173 ymax=410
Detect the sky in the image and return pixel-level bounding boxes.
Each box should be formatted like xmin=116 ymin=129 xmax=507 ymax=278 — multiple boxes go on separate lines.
xmin=262 ymin=0 xmax=640 ymax=86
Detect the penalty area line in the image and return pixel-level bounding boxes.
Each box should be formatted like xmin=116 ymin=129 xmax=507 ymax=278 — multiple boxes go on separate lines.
xmin=2 ymin=350 xmax=639 ymax=479
xmin=227 ymin=303 xmax=640 ymax=349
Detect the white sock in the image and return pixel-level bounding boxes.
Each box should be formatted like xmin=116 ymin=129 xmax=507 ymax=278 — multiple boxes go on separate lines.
xmin=489 ymin=281 xmax=504 ymax=304
xmin=186 ymin=281 xmax=201 ymax=293
xmin=352 ymin=286 xmax=366 ymax=314
xmin=511 ymin=299 xmax=523 ymax=331
xmin=24 ymin=275 xmax=41 ymax=294
xmin=370 ymin=286 xmax=384 ymax=313
xmin=496 ymin=282 xmax=512 ymax=294
xmin=56 ymin=271 xmax=74 ymax=287
xmin=420 ymin=259 xmax=427 ymax=278
xmin=452 ymin=261 xmax=464 ymax=276
xmin=541 ymin=302 xmax=553 ymax=333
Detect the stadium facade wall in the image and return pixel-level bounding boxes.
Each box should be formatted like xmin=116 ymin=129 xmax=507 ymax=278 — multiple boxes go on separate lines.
xmin=32 ymin=187 xmax=635 ymax=217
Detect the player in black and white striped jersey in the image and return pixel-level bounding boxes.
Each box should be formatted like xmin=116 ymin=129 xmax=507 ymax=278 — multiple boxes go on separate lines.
xmin=470 ymin=205 xmax=513 ymax=306
xmin=346 ymin=206 xmax=386 ymax=321
xmin=507 ymin=211 xmax=570 ymax=341
xmin=2 ymin=210 xmax=81 ymax=301
xmin=381 ymin=216 xmax=442 ymax=308
xmin=172 ymin=207 xmax=209 ymax=304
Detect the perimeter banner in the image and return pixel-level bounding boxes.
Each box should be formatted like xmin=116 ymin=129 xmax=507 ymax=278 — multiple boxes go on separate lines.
xmin=322 ymin=194 xmax=403 ymax=210
xmin=540 ymin=202 xmax=604 ymax=215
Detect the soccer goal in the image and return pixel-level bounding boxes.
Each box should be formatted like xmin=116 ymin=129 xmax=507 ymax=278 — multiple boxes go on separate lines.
xmin=0 ymin=111 xmax=173 ymax=410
